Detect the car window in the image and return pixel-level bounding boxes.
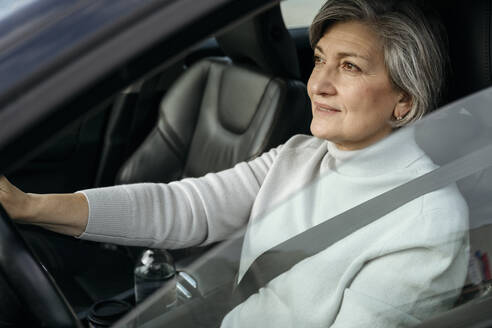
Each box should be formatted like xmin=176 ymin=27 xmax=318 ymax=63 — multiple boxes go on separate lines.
xmin=280 ymin=0 xmax=325 ymax=28
xmin=3 ymin=0 xmax=492 ymax=327
xmin=114 ymin=85 xmax=492 ymax=327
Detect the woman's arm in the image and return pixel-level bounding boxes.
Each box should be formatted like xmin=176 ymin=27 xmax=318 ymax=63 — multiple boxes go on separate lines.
xmin=0 ymin=176 xmax=88 ymax=236
xmin=0 ymin=144 xmax=279 ymax=244
xmin=78 ymin=155 xmax=275 ymax=248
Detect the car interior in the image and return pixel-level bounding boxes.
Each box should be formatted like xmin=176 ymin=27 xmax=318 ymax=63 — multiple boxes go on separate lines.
xmin=12 ymin=2 xmax=314 ymax=317
xmin=4 ymin=0 xmax=492 ymax=326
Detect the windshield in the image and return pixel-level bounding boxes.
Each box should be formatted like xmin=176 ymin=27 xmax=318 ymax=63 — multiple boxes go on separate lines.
xmin=113 ymin=87 xmax=492 ymax=327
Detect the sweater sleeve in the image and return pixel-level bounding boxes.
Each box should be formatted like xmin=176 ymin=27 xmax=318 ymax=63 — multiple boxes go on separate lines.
xmin=77 ymin=146 xmax=280 ymax=248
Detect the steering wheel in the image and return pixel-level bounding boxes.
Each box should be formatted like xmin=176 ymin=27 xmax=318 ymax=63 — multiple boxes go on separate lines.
xmin=0 ymin=205 xmax=82 ymax=327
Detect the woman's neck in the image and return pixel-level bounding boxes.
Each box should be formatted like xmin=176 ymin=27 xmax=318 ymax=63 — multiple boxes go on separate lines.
xmin=326 ymin=127 xmax=423 ymax=177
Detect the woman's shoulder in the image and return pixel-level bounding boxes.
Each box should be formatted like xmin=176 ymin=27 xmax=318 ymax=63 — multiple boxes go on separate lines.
xmin=421 ymin=183 xmax=469 ymax=231
xmin=244 ymin=135 xmax=326 ymax=175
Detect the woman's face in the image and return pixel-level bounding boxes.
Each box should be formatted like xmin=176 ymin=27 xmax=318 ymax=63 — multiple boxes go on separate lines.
xmin=307 ymin=20 xmax=411 ymax=150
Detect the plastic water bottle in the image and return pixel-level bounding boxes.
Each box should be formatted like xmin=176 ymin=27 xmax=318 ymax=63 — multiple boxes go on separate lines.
xmin=134 ymin=249 xmax=177 ymax=306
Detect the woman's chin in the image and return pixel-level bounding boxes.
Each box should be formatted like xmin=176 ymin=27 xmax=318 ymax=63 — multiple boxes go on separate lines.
xmin=310 ymin=122 xmax=337 ymax=141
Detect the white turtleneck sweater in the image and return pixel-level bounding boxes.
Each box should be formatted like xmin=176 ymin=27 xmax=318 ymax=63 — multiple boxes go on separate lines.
xmin=79 ymin=129 xmax=469 ymax=327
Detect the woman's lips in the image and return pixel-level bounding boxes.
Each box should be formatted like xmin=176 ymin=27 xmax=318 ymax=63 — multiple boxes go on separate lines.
xmin=314 ymin=102 xmax=341 ymax=113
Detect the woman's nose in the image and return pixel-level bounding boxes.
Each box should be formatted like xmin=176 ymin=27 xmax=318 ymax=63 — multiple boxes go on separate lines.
xmin=308 ymin=68 xmax=337 ymax=96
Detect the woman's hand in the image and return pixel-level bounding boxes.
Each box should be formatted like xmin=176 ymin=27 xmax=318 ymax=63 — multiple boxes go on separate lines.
xmin=0 ymin=175 xmax=88 ymax=236
xmin=0 ymin=176 xmax=31 ymax=220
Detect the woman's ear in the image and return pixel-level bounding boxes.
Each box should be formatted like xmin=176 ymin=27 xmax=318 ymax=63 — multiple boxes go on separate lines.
xmin=393 ymin=92 xmax=412 ymax=119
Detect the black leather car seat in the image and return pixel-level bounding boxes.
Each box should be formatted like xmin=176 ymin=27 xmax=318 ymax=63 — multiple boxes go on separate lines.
xmin=93 ymin=61 xmax=187 ymax=187
xmin=116 ymin=6 xmax=311 ymax=184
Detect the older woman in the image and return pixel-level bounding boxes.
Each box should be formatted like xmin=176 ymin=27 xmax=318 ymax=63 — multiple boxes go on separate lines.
xmin=0 ymin=0 xmax=468 ymax=327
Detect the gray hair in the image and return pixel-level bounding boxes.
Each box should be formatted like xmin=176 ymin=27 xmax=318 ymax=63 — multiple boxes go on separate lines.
xmin=310 ymin=0 xmax=448 ymax=127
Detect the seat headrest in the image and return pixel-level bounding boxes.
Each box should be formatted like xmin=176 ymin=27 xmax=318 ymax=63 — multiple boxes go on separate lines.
xmin=428 ymin=0 xmax=492 ymax=103
xmin=216 ymin=5 xmax=301 ymax=79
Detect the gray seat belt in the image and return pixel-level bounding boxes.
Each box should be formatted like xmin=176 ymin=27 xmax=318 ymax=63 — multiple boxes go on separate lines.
xmin=231 ymin=144 xmax=492 ymax=306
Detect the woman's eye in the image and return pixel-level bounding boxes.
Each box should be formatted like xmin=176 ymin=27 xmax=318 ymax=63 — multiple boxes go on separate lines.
xmin=341 ymin=62 xmax=361 ymax=72
xmin=313 ymin=55 xmax=324 ymax=65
